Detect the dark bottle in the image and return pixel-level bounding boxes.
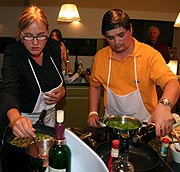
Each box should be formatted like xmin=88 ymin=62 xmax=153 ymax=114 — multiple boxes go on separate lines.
xmin=49 ymin=110 xmax=71 ymax=172
xmin=74 ymin=55 xmax=79 ymax=73
xmin=110 ymin=134 xmax=134 ymax=172
xmin=108 ymin=139 xmax=120 ymax=172
xmin=65 ymin=49 xmax=70 ymax=76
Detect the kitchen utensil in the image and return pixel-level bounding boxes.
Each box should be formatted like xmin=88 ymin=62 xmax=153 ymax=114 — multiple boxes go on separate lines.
xmin=97 ymin=115 xmax=156 ymax=143
xmin=32 ymin=137 xmax=40 ymax=157
xmin=26 ymin=139 xmax=54 ymax=172
xmin=98 ymin=115 xmax=180 ymax=141
xmin=99 ymin=115 xmax=142 ymax=138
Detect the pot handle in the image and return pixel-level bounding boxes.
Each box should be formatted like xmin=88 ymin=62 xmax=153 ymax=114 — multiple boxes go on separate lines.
xmin=35 ymin=110 xmax=47 ymax=125
xmin=97 ymin=117 xmax=106 ymax=127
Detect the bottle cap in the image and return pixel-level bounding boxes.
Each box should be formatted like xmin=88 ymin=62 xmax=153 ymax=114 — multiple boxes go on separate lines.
xmin=57 ymin=110 xmax=64 ymax=123
xmin=162 ymin=137 xmax=170 ymax=144
xmin=112 ymin=139 xmax=120 ymax=147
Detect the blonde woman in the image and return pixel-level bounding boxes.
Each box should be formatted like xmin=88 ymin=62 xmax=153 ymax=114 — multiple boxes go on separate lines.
xmin=0 ymin=5 xmax=66 ymax=139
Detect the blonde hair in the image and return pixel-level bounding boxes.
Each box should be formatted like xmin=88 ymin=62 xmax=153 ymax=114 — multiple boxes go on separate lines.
xmin=17 ymin=5 xmax=49 ymax=39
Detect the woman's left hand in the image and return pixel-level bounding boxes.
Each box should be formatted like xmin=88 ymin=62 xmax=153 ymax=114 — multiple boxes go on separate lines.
xmin=44 ymin=86 xmax=65 ymax=104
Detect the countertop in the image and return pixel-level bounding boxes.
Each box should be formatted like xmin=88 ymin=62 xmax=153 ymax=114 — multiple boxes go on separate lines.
xmin=149 ymin=139 xmax=180 ymax=172
xmin=64 ymin=73 xmax=90 ymax=86
xmin=64 ymin=74 xmax=180 ymax=86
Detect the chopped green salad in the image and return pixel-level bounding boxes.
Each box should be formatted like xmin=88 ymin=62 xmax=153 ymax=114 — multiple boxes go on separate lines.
xmin=9 ymin=133 xmax=53 ymax=148
xmin=106 ymin=120 xmax=140 ymax=130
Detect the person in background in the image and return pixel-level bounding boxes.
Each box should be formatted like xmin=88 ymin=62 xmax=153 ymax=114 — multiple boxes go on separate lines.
xmin=0 ymin=5 xmax=66 ymax=139
xmin=87 ymin=9 xmax=180 ymax=137
xmin=50 ymin=29 xmax=73 ymax=73
xmin=147 ymin=25 xmax=170 ymax=64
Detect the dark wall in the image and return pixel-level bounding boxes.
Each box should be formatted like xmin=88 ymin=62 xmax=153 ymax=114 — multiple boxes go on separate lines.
xmin=0 ymin=19 xmax=174 ymax=55
xmin=0 ymin=37 xmax=17 ymax=53
xmin=131 ymin=19 xmax=174 ymax=48
xmin=62 ymin=20 xmax=174 ymax=56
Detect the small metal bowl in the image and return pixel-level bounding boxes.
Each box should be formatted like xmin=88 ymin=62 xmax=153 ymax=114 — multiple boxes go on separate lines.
xmin=25 ymin=139 xmax=54 ymax=171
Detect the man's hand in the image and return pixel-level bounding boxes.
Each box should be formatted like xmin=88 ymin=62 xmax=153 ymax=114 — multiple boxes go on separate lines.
xmin=87 ymin=114 xmax=100 ymax=127
xmin=149 ymin=103 xmax=174 ymax=137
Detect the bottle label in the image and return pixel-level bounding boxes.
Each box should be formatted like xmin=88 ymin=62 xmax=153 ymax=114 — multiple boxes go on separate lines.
xmin=160 ymin=141 xmax=169 ymax=157
xmin=111 ymin=148 xmax=119 ymax=158
xmin=49 ymin=166 xmax=66 ymax=172
xmin=160 ymin=145 xmax=168 ymax=156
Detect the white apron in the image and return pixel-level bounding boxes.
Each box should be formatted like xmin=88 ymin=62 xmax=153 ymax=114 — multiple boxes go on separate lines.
xmin=22 ymin=57 xmax=63 ymax=127
xmin=105 ymin=57 xmax=150 ymax=123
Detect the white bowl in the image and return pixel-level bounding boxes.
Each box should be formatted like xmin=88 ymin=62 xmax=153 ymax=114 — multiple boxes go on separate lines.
xmin=170 ymin=143 xmax=180 ymax=163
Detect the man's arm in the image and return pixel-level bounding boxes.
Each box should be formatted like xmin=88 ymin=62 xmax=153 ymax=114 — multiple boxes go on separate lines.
xmin=87 ymin=84 xmax=102 ymax=127
xmin=89 ymin=84 xmax=102 ymax=112
xmin=161 ymin=79 xmax=180 ymax=106
xmin=149 ymin=79 xmax=180 ymax=137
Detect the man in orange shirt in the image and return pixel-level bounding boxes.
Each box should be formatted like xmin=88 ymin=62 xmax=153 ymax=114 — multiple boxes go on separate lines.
xmin=87 ymin=9 xmax=180 ymax=137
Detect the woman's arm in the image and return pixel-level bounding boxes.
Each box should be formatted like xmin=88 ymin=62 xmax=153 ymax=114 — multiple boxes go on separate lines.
xmin=61 ymin=42 xmax=73 ymax=72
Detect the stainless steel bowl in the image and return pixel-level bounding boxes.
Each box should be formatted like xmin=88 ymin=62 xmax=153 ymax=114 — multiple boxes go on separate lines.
xmin=100 ymin=115 xmax=142 ymax=140
xmin=25 ymin=139 xmax=54 ymax=171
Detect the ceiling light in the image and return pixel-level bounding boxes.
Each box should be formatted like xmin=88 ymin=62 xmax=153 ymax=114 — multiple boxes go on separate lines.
xmin=57 ymin=4 xmax=81 ymax=22
xmin=174 ymin=12 xmax=180 ymax=27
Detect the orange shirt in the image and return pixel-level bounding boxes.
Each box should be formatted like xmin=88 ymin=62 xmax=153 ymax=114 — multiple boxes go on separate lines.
xmin=90 ymin=38 xmax=177 ymax=114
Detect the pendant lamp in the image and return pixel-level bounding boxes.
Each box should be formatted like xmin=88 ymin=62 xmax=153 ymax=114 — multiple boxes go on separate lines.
xmin=174 ymin=12 xmax=180 ymax=27
xmin=57 ymin=4 xmax=81 ymax=22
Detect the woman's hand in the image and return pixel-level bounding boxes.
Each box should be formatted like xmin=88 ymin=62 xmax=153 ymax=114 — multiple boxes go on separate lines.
xmin=44 ymin=86 xmax=65 ymax=104
xmin=7 ymin=108 xmax=35 ymax=138
xmin=11 ymin=116 xmax=36 ymax=138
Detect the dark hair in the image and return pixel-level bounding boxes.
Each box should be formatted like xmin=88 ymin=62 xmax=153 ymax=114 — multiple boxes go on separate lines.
xmin=49 ymin=29 xmax=62 ymax=41
xmin=101 ymin=9 xmax=131 ymax=35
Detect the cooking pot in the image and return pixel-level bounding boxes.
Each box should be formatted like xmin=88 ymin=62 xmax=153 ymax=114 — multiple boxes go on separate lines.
xmin=99 ymin=116 xmax=142 ymax=133
xmin=98 ymin=115 xmax=180 ymax=142
xmin=95 ymin=140 xmax=160 ymax=172
xmin=1 ymin=110 xmax=55 ymax=172
xmin=98 ymin=115 xmax=156 ymax=142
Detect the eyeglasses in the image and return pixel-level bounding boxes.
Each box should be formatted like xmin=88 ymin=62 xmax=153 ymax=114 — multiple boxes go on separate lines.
xmin=22 ymin=34 xmax=48 ymax=41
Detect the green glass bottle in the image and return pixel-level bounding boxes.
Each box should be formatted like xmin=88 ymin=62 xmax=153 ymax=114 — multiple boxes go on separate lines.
xmin=49 ymin=110 xmax=71 ymax=172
